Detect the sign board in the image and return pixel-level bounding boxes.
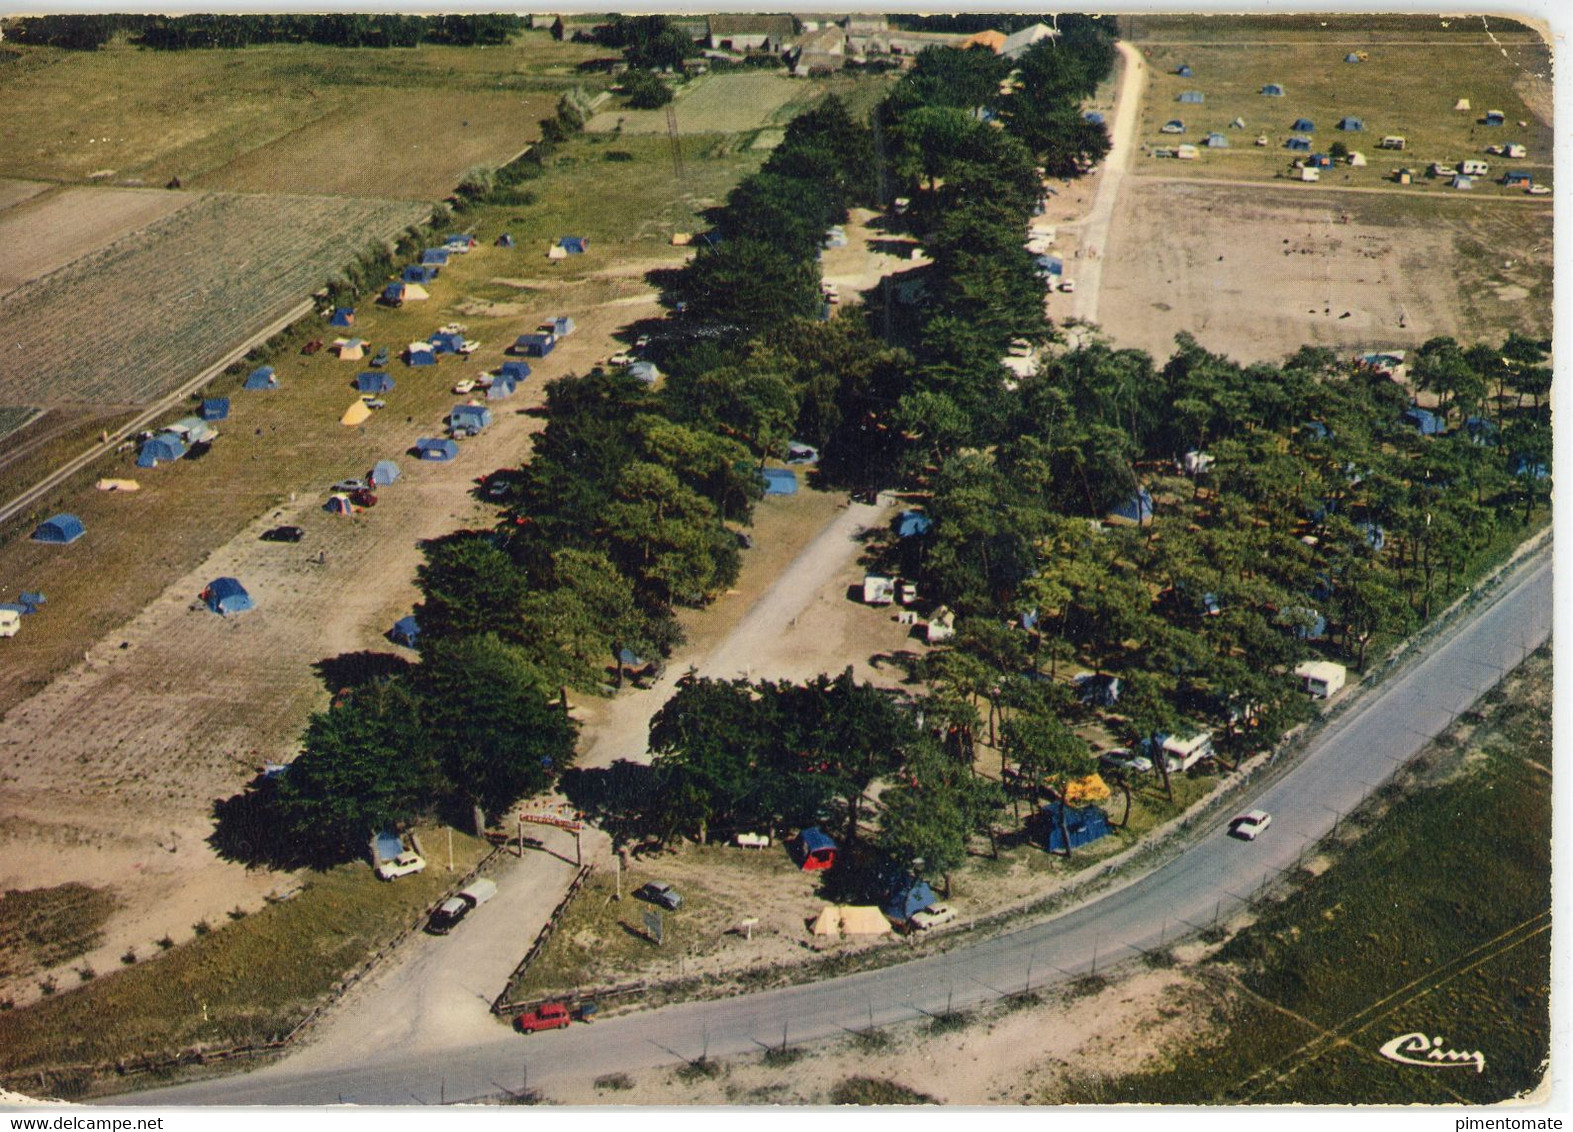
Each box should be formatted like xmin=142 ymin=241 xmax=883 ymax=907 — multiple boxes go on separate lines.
xmin=642 ymin=909 xmax=664 ymax=946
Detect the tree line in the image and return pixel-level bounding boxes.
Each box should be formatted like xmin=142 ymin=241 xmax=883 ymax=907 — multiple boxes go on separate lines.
xmin=6 ymin=13 xmax=523 ymax=51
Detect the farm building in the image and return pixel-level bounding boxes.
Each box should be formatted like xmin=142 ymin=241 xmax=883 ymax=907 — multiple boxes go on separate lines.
xmin=794 ymin=827 xmax=838 ymax=871
xmin=203 ymin=577 xmax=253 ymax=616
xmin=370 ymin=459 xmax=401 ymax=486
xmin=390 ymin=615 xmax=420 ymax=648
xmin=1205 ymin=132 xmax=1229 ymax=148
xmin=340 ymin=400 xmax=373 ymax=427
xmin=895 ymin=510 xmax=933 ymax=538
xmin=402 ymin=265 xmax=438 ymax=285
xmin=1107 ymin=488 xmax=1154 ymax=526
xmin=1261 ymin=83 xmax=1285 ymax=96
xmin=32 ymin=514 xmax=84 ymax=545
xmin=558 ymin=236 xmax=589 ymax=255
xmin=514 ymin=333 xmax=555 ymax=357
xmin=707 ymin=13 xmax=793 ymax=51
xmin=1294 ymin=660 xmax=1346 ymax=698
xmin=137 ymin=432 xmax=187 ymax=468
xmin=243 ymin=366 xmax=277 ymax=391
xmin=201 ymin=397 xmax=230 ymax=421
xmin=1039 ymin=802 xmax=1112 ymax=853
xmin=1177 ymin=90 xmax=1205 ymax=104
xmin=544 ymin=316 xmax=576 ymax=337
xmin=486 ymin=377 xmax=516 ymax=400
xmin=1285 ymin=135 xmax=1311 ymax=151
xmin=498 ymin=361 xmax=532 ymax=383
xmin=1337 ymin=116 xmax=1364 ymax=131
xmin=356 ymin=372 xmax=395 ymax=394
xmin=882 ymin=878 xmax=937 ymax=923
xmin=628 ymin=361 xmax=660 ymax=385
xmin=1484 ymin=110 xmax=1505 ymax=126
xmin=329 ymin=307 xmax=355 ymax=328
xmin=416 ymin=438 xmax=459 ymax=462
xmin=449 ymin=404 xmax=492 ymax=434
xmin=421 ymin=248 xmax=450 ymax=267
xmin=761 ymin=468 xmax=798 ymax=495
xmin=1291 ymin=117 xmax=1315 ymax=132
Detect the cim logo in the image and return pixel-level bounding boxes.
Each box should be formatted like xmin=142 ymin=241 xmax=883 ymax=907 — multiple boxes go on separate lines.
xmin=1378 ymin=1032 xmax=1486 ymax=1073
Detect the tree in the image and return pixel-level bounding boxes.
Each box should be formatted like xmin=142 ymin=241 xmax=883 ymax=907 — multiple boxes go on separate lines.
xmin=600 ymin=460 xmax=738 ymax=609
xmin=647 ymin=677 xmax=769 ymax=843
xmin=414 ymin=532 xmax=530 ymax=644
xmin=622 ymin=69 xmax=673 ymax=109
xmin=879 ymin=740 xmax=1004 ymax=892
xmin=670 ymin=237 xmax=822 ymax=335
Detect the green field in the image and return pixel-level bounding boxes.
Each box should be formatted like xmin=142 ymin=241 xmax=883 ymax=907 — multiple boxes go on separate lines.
xmin=1087 ymin=650 xmax=1552 ymax=1105
xmin=1130 ymin=34 xmax=1552 ymax=194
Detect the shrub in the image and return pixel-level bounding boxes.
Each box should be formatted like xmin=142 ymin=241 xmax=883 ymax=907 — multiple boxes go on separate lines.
xmin=623 ymin=69 xmax=673 ymax=110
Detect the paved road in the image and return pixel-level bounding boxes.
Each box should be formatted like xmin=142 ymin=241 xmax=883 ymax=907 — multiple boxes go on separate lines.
xmin=119 ymin=540 xmax=1552 ymax=1106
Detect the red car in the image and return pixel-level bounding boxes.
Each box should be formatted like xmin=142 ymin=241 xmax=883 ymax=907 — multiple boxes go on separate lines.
xmin=349 ymin=489 xmax=378 ymax=508
xmin=516 ymin=1002 xmax=571 ymax=1034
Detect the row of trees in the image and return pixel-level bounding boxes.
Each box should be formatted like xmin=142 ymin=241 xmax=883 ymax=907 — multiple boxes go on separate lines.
xmin=7 ymin=13 xmax=524 ymax=50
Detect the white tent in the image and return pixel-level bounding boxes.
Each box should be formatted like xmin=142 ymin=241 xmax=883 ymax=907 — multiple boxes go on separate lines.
xmin=547 ymin=245 xmax=568 ymax=260
xmin=403 ymin=283 xmax=430 ymax=302
xmin=1348 ymin=151 xmax=1367 ymax=167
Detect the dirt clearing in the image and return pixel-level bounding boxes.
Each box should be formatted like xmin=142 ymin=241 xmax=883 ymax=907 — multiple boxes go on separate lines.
xmin=1096 ymin=178 xmax=1551 ymax=364
xmin=0 ymin=185 xmax=198 ymax=294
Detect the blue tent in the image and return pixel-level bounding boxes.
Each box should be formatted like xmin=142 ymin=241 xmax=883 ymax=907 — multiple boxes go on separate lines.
xmin=17 ymin=591 xmax=45 ymax=613
xmin=374 ymin=830 xmax=404 ymax=862
xmin=356 ymin=372 xmax=395 ymax=393
xmin=498 ymin=361 xmax=532 ymax=382
xmin=1285 ymin=136 xmax=1311 ymax=151
xmin=381 ymin=282 xmax=405 ymax=305
xmin=1509 ymin=453 xmax=1549 ymax=480
xmin=762 ymin=468 xmax=798 ymax=495
xmin=1400 ymin=407 xmax=1445 ymax=435
xmin=1291 ymin=117 xmax=1315 ymax=132
xmin=1301 ymin=420 xmax=1331 ymax=441
xmin=32 ymin=514 xmax=84 ymax=545
xmin=1261 ymin=83 xmax=1285 ymax=96
xmin=1108 ymin=488 xmax=1154 ymax=525
xmin=406 ymin=346 xmax=437 ymax=367
xmin=1040 ymin=802 xmax=1112 ymax=852
xmin=243 ymin=366 xmax=277 ymax=391
xmin=1177 ymin=91 xmax=1204 ymax=103
xmin=895 ymin=510 xmax=932 ymax=539
xmin=450 ymin=404 xmax=492 ymax=433
xmin=1205 ymin=132 xmax=1229 ymax=148
xmin=204 ymin=577 xmax=253 ymax=616
xmin=1463 ymin=416 xmax=1498 ymax=446
xmin=416 ymin=437 xmax=459 ymax=462
xmin=883 ymin=878 xmax=937 ymax=922
xmin=201 ymin=397 xmax=230 ymax=421
xmin=1083 ymin=111 xmax=1105 ymax=125
xmin=390 ymin=615 xmax=420 ymax=648
xmin=1034 ymin=254 xmax=1064 ymax=277
xmin=1176 ymin=64 xmax=1193 ymax=77
xmin=559 ymin=236 xmax=589 ymax=254
xmin=794 ymin=827 xmax=837 ymax=870
xmin=329 ymin=307 xmax=355 ymax=327
xmin=496 ymin=233 xmax=515 ymax=248
xmin=1344 ymin=52 xmax=1362 ymax=63
xmin=1484 ymin=110 xmax=1505 ymax=126
xmin=420 ymin=248 xmax=450 ymax=266
xmin=514 ymin=333 xmax=555 ymax=357
xmin=1202 ymin=592 xmax=1221 ymax=616
xmin=402 ymin=264 xmax=438 ymax=284
xmin=1362 ymin=522 xmax=1386 ymax=552
xmin=486 ymin=377 xmax=516 ymax=400
xmin=1310 ymin=153 xmax=1334 ymax=168
xmin=1337 ymin=116 xmax=1364 ymax=131
xmin=430 ymin=331 xmax=465 ymax=354
xmin=370 ymin=459 xmax=401 ymax=486
xmin=137 ymin=432 xmax=187 ymax=468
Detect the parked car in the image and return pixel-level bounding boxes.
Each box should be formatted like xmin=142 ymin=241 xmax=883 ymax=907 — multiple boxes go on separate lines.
xmin=485 ymin=477 xmax=512 ymax=500
xmin=633 ymin=882 xmax=682 ymax=910
xmin=1527 ymin=184 xmax=1551 ymax=195
xmin=459 ymin=340 xmax=481 ymax=355
xmin=1098 ymin=748 xmax=1153 ymax=775
xmin=821 ymin=282 xmax=840 ymax=303
xmin=260 ymin=525 xmax=306 ymax=543
xmin=348 ymin=489 xmax=378 ymax=508
xmin=360 ymin=397 xmax=387 ymax=410
xmin=1058 ymin=280 xmax=1076 ymax=293
xmin=302 ymin=339 xmax=324 ymax=355
xmin=371 ymin=347 xmax=390 ymax=367
xmin=426 ymin=877 xmax=497 ymax=934
xmin=452 ymin=379 xmax=477 ymax=394
xmin=733 ymin=832 xmax=771 ymax=849
xmin=910 ymin=904 xmax=957 ymax=930
xmin=1229 ymin=810 xmax=1273 ymax=840
xmin=515 ymin=1002 xmax=572 ymax=1034
xmin=897 ymin=580 xmax=920 ymax=606
xmin=376 ymin=851 xmax=427 ymax=881
xmin=332 ymin=478 xmax=370 ymax=493
xmin=634 ymin=335 xmax=650 ymax=349
xmin=608 ymin=352 xmax=635 ymax=366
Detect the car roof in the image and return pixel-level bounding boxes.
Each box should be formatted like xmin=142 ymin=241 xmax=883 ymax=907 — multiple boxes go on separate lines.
xmin=1234 ymin=809 xmax=1270 ymax=822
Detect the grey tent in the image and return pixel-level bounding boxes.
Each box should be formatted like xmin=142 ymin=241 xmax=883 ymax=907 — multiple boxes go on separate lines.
xmin=370 ymin=459 xmax=401 ymax=486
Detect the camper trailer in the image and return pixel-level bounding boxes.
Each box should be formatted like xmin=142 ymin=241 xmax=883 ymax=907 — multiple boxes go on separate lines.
xmin=1294 ymin=660 xmax=1347 ymax=699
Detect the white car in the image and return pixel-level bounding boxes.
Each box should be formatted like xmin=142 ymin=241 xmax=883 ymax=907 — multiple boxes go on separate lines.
xmin=733 ymin=832 xmax=771 ymax=849
xmin=608 ymin=352 xmax=636 ymax=366
xmin=0 ymin=609 xmax=20 ymax=638
xmin=910 ymin=904 xmax=957 ymax=930
xmin=1526 ymin=184 xmax=1551 ymax=195
xmin=458 ymin=340 xmax=481 ymax=355
xmin=376 ymin=851 xmax=427 ymax=880
xmin=1229 ymin=810 xmax=1273 ymax=840
xmin=452 ymin=379 xmax=478 ymax=394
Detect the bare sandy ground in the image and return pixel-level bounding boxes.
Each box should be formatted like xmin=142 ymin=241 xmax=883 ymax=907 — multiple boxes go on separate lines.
xmin=0 ymin=185 xmax=198 ymax=294
xmin=0 ymin=179 xmax=51 ymax=214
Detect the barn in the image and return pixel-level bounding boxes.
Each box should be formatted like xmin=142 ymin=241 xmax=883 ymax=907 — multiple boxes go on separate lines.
xmin=32 ymin=514 xmax=85 ymax=545
xmin=203 ymin=577 xmax=254 ymax=616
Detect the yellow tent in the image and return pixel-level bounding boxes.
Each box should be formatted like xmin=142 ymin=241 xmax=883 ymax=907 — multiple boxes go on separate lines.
xmin=547 ymin=245 xmax=569 ymax=260
xmin=96 ymin=478 xmax=140 ymax=492
xmin=670 ymin=233 xmax=693 ymax=247
xmin=334 ymin=338 xmax=365 ymax=360
xmin=811 ymin=905 xmax=841 ymax=936
xmin=402 ymin=283 xmax=430 ymax=302
xmin=839 ymin=906 xmax=890 ymax=936
xmin=341 ymin=400 xmax=373 ymax=427
xmin=1065 ymin=773 xmax=1111 ymax=805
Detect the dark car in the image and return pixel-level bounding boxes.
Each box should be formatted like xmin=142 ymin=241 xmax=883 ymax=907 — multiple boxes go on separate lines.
xmin=633 ymin=882 xmax=682 ymax=911
xmin=349 ymin=489 xmax=378 ymax=508
xmin=371 ymin=347 xmax=390 ymax=367
xmin=302 ymin=339 xmax=324 ymax=355
xmin=260 ymin=525 xmax=305 ymax=543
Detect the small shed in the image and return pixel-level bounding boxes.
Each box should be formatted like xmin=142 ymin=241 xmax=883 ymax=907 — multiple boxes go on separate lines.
xmin=329 ymin=307 xmax=356 ymax=328
xmin=203 ymin=577 xmax=254 ymax=616
xmin=356 ymin=372 xmax=396 ymax=393
xmin=32 ymin=514 xmax=85 ymax=545
xmin=1177 ymin=90 xmax=1205 ymax=104
xmin=420 ymin=248 xmax=450 ymax=267
xmin=498 ymin=361 xmax=532 ymax=383
xmin=795 ymin=827 xmax=837 ymax=871
xmin=514 ymin=333 xmax=555 ymax=357
xmin=390 ymin=615 xmax=420 ymax=648
xmin=402 ymin=264 xmax=438 ymax=284
xmin=370 ymin=459 xmax=401 ymax=486
xmin=1040 ymin=802 xmax=1112 ymax=853
xmin=1337 ymin=116 xmax=1364 ymax=131
xmin=137 ymin=432 xmax=187 ymax=468
xmin=201 ymin=397 xmax=230 ymax=421
xmin=559 ymin=236 xmax=589 ymax=255
xmin=1294 ymin=660 xmax=1346 ymax=698
xmin=1261 ymin=83 xmax=1285 ymax=96
xmin=416 ymin=437 xmax=459 ymax=462
xmin=243 ymin=366 xmax=278 ymax=391
xmin=895 ymin=510 xmax=932 ymax=539
xmin=762 ymin=468 xmax=798 ymax=495
xmin=1291 ymin=117 xmax=1315 ymax=132
xmin=1106 ymin=488 xmax=1154 ymax=526
xmin=450 ymin=403 xmax=492 ymax=434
